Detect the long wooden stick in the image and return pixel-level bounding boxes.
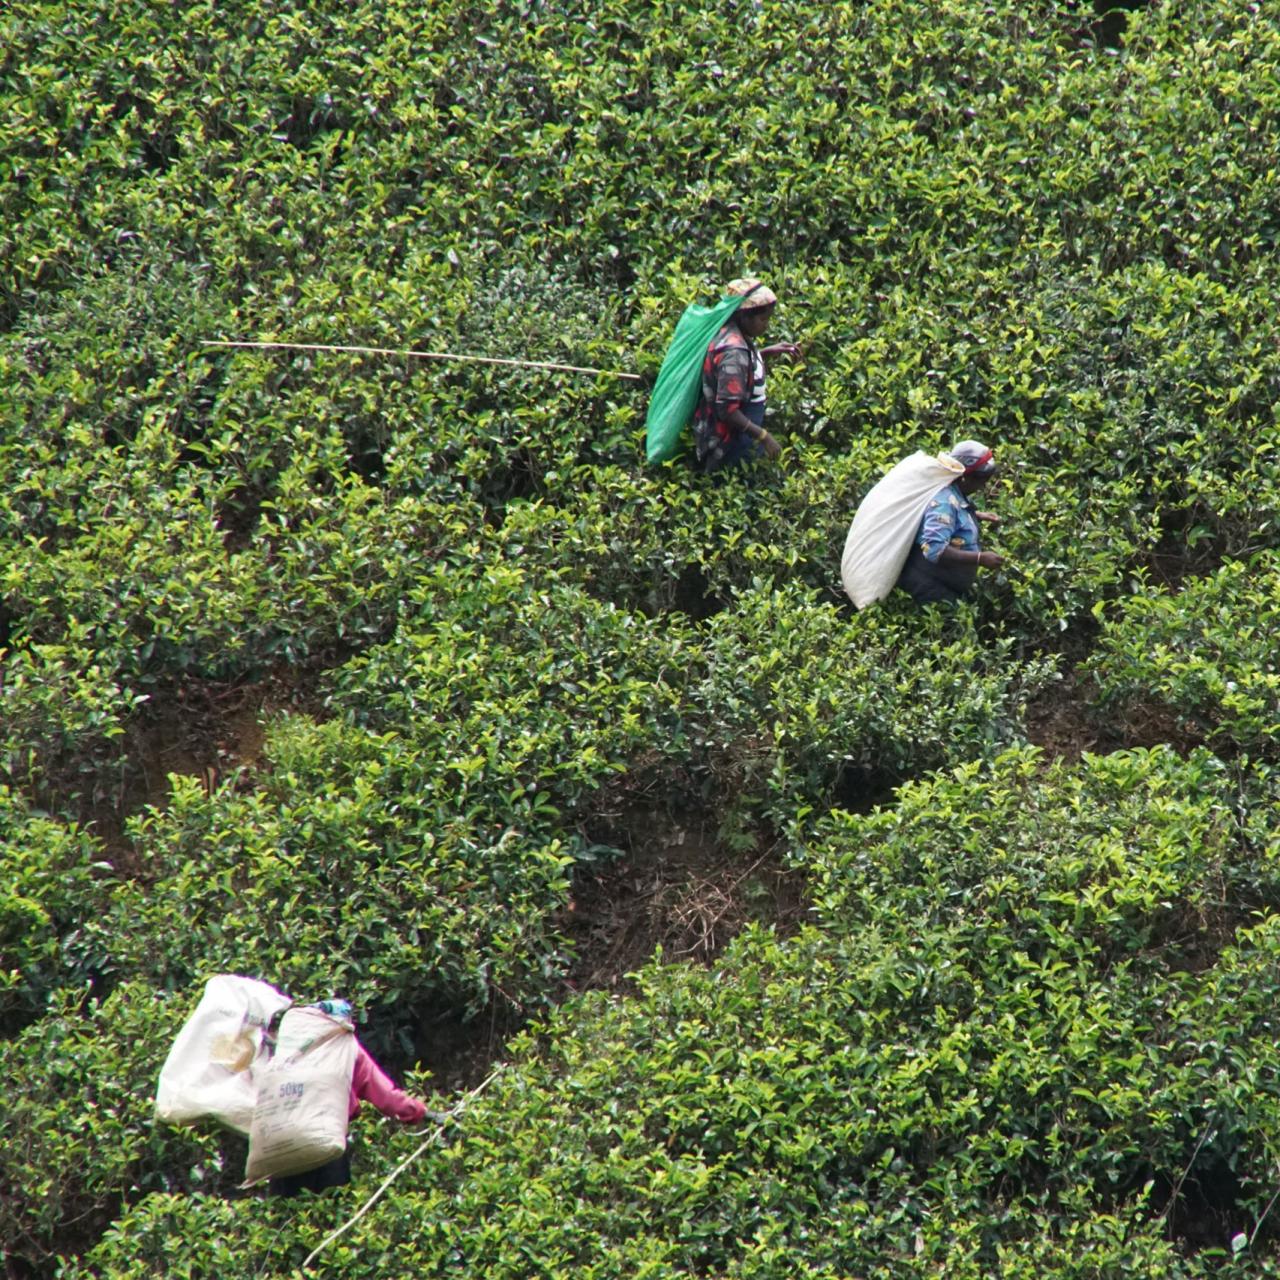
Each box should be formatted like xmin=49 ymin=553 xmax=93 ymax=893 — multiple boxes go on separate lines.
xmin=1158 ymin=1116 xmax=1215 ymax=1225
xmin=299 ymin=1065 xmax=507 ymax=1272
xmin=203 ymin=339 xmax=641 ymax=381
xmin=1249 ymin=1161 xmax=1280 ymax=1247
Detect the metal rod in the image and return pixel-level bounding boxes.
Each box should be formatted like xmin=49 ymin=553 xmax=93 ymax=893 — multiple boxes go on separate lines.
xmin=202 ymin=338 xmax=641 ymax=381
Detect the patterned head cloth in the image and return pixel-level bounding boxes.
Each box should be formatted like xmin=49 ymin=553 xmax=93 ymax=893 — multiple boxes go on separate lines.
xmin=947 ymin=439 xmax=996 ymax=475
xmin=315 ymin=999 xmax=354 ymax=1021
xmin=725 ymin=277 xmax=778 ymax=310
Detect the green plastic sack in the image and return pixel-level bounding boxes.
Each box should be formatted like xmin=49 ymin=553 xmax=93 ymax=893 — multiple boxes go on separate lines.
xmin=644 ymin=294 xmax=745 ymax=464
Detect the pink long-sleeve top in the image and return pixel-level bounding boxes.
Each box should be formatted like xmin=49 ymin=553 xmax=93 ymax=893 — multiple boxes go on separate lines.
xmin=349 ymin=1042 xmax=426 ymax=1123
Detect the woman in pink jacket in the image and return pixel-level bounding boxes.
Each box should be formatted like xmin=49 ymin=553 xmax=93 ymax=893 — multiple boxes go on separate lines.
xmin=269 ymin=999 xmax=427 ymax=1197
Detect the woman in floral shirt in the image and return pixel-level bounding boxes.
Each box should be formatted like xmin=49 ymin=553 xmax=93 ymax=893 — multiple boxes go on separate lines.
xmin=692 ymin=278 xmax=800 ymax=473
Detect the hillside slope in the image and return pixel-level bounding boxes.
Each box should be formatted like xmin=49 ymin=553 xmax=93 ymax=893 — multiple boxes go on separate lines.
xmin=3 ymin=1 xmax=1280 ymax=1276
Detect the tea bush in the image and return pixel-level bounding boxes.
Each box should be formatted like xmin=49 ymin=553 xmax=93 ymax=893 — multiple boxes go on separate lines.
xmin=1086 ymin=556 xmax=1280 ymax=755
xmin=78 ymin=569 xmax=691 ymax=1030
xmin=0 ymin=787 xmax=111 ymax=1031
xmin=0 ymin=982 xmax=225 ymax=1274
xmin=0 ymin=419 xmax=485 ymax=689
xmin=90 ymin=732 xmax=593 ymax=1024
xmin=0 ymin=641 xmax=143 ymax=810
xmin=689 ymin=583 xmax=1055 ymax=823
xmin=805 ymin=744 xmax=1265 ymax=946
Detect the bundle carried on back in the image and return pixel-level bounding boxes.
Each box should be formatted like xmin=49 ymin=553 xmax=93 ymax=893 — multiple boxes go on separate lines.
xmin=840 ymin=451 xmax=965 ymax=608
xmin=243 ymin=1005 xmax=358 ymax=1184
xmin=644 ymin=293 xmax=747 ymax=464
xmin=155 ymin=974 xmax=293 ymax=1135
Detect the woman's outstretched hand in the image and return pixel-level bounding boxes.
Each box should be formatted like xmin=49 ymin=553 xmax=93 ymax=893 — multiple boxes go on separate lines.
xmin=761 ymin=342 xmax=803 ymax=363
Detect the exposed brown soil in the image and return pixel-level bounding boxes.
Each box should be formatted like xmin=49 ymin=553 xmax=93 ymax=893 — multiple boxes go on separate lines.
xmin=396 ymin=804 xmax=811 ymax=1095
xmin=1023 ymin=667 xmax=1206 ymax=761
xmin=1109 ymin=697 xmax=1207 ymax=754
xmin=564 ymin=790 xmax=810 ymax=994
xmin=86 ymin=665 xmax=330 ymax=867
xmin=133 ymin=690 xmax=265 ymax=795
xmin=1023 ymin=669 xmax=1114 ymax=761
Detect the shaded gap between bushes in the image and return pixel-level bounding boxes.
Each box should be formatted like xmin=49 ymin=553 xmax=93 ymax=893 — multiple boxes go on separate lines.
xmin=1156 ymin=1150 xmax=1257 ymax=1258
xmin=83 ymin=656 xmax=340 ymax=873
xmin=563 ymin=791 xmax=810 ymax=994
xmin=1021 ymin=666 xmax=1208 ymax=762
xmin=401 ymin=777 xmax=813 ymax=1092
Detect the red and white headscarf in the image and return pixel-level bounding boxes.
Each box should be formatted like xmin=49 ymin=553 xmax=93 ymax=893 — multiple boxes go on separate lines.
xmin=948 ymin=439 xmax=996 ymax=475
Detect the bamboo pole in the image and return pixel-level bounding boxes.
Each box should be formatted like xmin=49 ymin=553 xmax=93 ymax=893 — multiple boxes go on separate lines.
xmin=298 ymin=1065 xmax=507 ymax=1273
xmin=202 ymin=339 xmax=641 ymax=381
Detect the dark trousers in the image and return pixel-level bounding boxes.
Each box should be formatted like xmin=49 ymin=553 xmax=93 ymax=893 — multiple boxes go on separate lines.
xmin=701 ymin=401 xmax=766 ymax=473
xmin=897 ymin=547 xmax=976 ymax=605
xmin=269 ymin=1150 xmax=352 ymax=1198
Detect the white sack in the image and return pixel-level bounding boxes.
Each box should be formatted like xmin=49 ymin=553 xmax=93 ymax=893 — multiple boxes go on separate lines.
xmin=155 ymin=974 xmax=293 ymax=1135
xmin=243 ymin=1006 xmax=358 ymax=1184
xmin=840 ymin=451 xmax=965 ymax=608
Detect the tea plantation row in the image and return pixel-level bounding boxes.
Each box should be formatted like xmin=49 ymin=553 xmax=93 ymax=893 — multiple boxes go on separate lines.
xmin=3 ymin=0 xmax=1280 ymax=1275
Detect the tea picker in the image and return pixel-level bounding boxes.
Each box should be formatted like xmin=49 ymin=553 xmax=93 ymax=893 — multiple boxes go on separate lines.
xmin=155 ymin=981 xmax=432 ymax=1198
xmin=644 ymin=277 xmax=802 ymax=471
xmin=246 ymin=998 xmax=429 ymax=1199
xmin=842 ymin=440 xmax=1006 ymax=608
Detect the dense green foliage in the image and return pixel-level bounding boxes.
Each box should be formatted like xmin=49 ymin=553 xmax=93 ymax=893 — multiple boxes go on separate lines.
xmin=4 ymin=0 xmax=1280 ymax=1275
xmin=1088 ymin=556 xmax=1280 ymax=754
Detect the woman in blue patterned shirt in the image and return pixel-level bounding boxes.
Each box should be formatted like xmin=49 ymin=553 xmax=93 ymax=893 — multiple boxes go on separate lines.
xmin=897 ymin=440 xmax=1005 ymax=604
